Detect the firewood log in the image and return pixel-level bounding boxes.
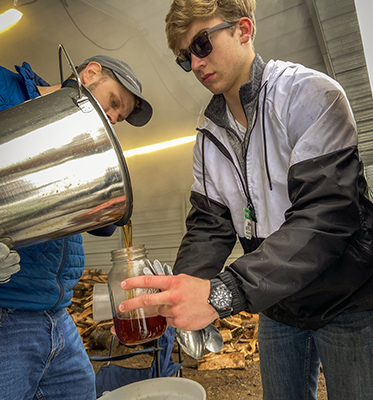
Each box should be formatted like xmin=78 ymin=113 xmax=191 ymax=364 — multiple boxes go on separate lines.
xmin=89 ymin=327 xmax=114 ymax=350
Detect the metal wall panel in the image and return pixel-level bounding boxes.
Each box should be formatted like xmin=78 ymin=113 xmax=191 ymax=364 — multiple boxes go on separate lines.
xmin=308 ymin=0 xmax=373 ymax=166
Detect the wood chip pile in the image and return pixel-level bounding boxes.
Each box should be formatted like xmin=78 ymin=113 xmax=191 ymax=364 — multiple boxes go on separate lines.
xmin=68 ymin=269 xmax=259 ymax=370
xmin=198 ymin=312 xmax=259 ymax=371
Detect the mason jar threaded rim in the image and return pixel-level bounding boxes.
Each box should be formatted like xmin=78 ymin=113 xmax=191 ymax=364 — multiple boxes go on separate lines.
xmin=110 ymin=244 xmax=147 ymax=261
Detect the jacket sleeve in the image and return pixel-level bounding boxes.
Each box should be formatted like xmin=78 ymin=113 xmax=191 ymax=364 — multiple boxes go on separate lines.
xmin=225 ymin=71 xmax=364 ymax=313
xmin=173 ymin=191 xmax=237 ymax=279
xmin=88 ymin=225 xmax=117 ymax=237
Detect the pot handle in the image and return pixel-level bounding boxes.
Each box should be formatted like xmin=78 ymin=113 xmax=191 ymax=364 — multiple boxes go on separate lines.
xmin=58 ymin=43 xmax=83 ymax=99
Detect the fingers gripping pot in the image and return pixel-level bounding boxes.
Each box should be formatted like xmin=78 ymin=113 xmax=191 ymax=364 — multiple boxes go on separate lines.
xmin=0 ymin=45 xmax=132 ymax=248
xmin=108 ymin=245 xmax=167 ymax=345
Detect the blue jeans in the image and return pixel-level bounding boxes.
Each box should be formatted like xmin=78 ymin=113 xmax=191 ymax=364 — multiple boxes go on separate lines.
xmin=258 ymin=310 xmax=373 ymax=400
xmin=0 ymin=308 xmax=96 ymax=400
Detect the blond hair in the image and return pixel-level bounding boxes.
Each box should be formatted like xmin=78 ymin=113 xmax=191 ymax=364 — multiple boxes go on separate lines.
xmin=165 ymin=0 xmax=256 ymax=55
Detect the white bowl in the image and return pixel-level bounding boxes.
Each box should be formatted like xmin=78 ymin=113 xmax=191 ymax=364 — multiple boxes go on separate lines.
xmin=98 ymin=377 xmax=206 ymax=400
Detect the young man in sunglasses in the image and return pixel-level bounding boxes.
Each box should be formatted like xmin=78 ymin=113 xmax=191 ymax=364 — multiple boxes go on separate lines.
xmin=119 ymin=0 xmax=373 ymax=398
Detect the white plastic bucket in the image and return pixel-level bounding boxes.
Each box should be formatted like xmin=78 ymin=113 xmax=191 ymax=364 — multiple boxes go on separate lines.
xmin=93 ymin=284 xmax=112 ymax=321
xmin=98 ymin=377 xmax=206 ymax=400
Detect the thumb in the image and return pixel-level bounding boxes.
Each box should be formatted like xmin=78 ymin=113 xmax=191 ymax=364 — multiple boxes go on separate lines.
xmin=0 ymin=242 xmax=10 ymax=259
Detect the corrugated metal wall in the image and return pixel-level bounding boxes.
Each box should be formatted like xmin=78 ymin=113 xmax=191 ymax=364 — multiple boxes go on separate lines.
xmin=307 ymin=0 xmax=373 ymax=166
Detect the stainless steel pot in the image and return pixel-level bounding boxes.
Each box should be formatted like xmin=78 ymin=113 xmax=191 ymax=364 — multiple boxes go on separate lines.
xmin=0 ymin=45 xmax=132 ymax=248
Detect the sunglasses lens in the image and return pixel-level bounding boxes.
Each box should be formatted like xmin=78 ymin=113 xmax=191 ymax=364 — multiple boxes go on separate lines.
xmin=176 ymin=31 xmax=214 ymax=72
xmin=176 ymin=57 xmax=191 ymax=72
xmin=190 ymin=33 xmax=213 ymax=58
xmin=176 ymin=50 xmax=192 ymax=72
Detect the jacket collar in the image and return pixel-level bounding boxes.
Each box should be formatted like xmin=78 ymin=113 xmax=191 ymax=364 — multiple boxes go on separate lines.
xmin=204 ymin=53 xmax=266 ymax=129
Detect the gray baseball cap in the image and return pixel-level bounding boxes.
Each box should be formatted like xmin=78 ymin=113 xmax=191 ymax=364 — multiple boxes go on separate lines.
xmin=83 ymin=55 xmax=153 ymax=127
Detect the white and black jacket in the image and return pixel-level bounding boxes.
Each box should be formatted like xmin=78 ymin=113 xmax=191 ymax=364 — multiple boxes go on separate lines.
xmin=173 ymin=59 xmax=373 ymax=330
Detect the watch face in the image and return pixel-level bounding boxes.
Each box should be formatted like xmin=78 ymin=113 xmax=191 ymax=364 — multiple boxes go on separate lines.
xmin=210 ymin=285 xmax=232 ymax=310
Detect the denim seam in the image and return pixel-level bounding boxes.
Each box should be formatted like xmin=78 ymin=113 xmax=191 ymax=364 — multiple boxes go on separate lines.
xmin=35 ymin=388 xmax=45 ymax=400
xmin=304 ymin=333 xmax=313 ymax=400
xmin=0 ymin=308 xmax=7 ymax=326
xmin=36 ymin=311 xmax=64 ymax=398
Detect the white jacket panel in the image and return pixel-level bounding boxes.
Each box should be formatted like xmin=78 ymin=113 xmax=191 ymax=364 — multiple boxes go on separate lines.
xmin=192 ymin=60 xmax=357 ymax=238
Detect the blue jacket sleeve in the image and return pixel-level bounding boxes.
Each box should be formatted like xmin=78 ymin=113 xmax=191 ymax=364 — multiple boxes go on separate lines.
xmin=88 ymin=225 xmax=117 ymax=237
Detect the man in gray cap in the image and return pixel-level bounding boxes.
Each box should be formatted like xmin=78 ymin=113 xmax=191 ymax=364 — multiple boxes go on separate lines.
xmin=37 ymin=54 xmax=153 ymax=127
xmin=81 ymin=55 xmax=152 ymax=127
xmin=0 ymin=54 xmax=152 ymax=400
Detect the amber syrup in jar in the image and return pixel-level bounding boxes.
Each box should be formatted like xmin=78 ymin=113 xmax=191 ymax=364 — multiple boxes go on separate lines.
xmin=113 ymin=314 xmax=167 ymax=345
xmin=108 ymin=220 xmax=167 ymax=345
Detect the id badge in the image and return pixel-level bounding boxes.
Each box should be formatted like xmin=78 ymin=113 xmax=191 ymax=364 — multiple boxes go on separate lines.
xmin=244 ymin=207 xmax=254 ymax=240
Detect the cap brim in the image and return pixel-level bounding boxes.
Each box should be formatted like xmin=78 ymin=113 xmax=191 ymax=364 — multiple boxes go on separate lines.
xmin=125 ymin=97 xmax=153 ymax=127
xmin=112 ymin=71 xmax=153 ymax=127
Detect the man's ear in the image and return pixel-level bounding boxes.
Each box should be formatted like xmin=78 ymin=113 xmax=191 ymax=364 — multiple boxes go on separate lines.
xmin=238 ymin=17 xmax=253 ymax=44
xmin=80 ymin=61 xmax=103 ymax=85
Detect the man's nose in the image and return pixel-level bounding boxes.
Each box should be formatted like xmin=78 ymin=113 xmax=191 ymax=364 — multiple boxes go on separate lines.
xmin=191 ymin=53 xmax=206 ymax=71
xmin=106 ymin=110 xmax=118 ymax=125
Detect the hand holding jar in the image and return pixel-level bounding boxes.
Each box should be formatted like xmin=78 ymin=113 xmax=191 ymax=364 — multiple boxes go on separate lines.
xmin=108 ymin=244 xmax=167 ymax=345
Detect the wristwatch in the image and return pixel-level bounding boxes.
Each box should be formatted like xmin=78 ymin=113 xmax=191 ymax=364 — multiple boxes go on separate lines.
xmin=208 ymin=279 xmax=233 ymax=319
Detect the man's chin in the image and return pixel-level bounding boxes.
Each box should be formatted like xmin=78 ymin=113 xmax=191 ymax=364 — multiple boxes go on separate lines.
xmin=200 ymin=80 xmax=222 ymax=95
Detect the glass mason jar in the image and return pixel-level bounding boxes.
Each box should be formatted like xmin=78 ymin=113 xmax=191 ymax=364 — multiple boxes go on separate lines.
xmin=108 ymin=244 xmax=167 ymax=345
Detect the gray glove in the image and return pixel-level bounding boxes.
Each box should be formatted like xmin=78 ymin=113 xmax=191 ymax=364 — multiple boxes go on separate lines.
xmin=143 ymin=260 xmax=224 ymax=358
xmin=0 ymin=242 xmax=21 ymax=284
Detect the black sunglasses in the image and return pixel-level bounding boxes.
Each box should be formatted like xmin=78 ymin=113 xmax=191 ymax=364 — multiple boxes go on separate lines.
xmin=176 ymin=21 xmax=237 ymax=72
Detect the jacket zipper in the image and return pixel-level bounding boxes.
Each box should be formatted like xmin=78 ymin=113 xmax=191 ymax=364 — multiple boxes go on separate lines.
xmin=241 ymin=80 xmax=271 ymax=190
xmin=198 ymin=80 xmax=271 ymax=237
xmin=198 ymin=127 xmax=257 ymax=226
xmin=51 ymin=237 xmax=68 ymax=309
